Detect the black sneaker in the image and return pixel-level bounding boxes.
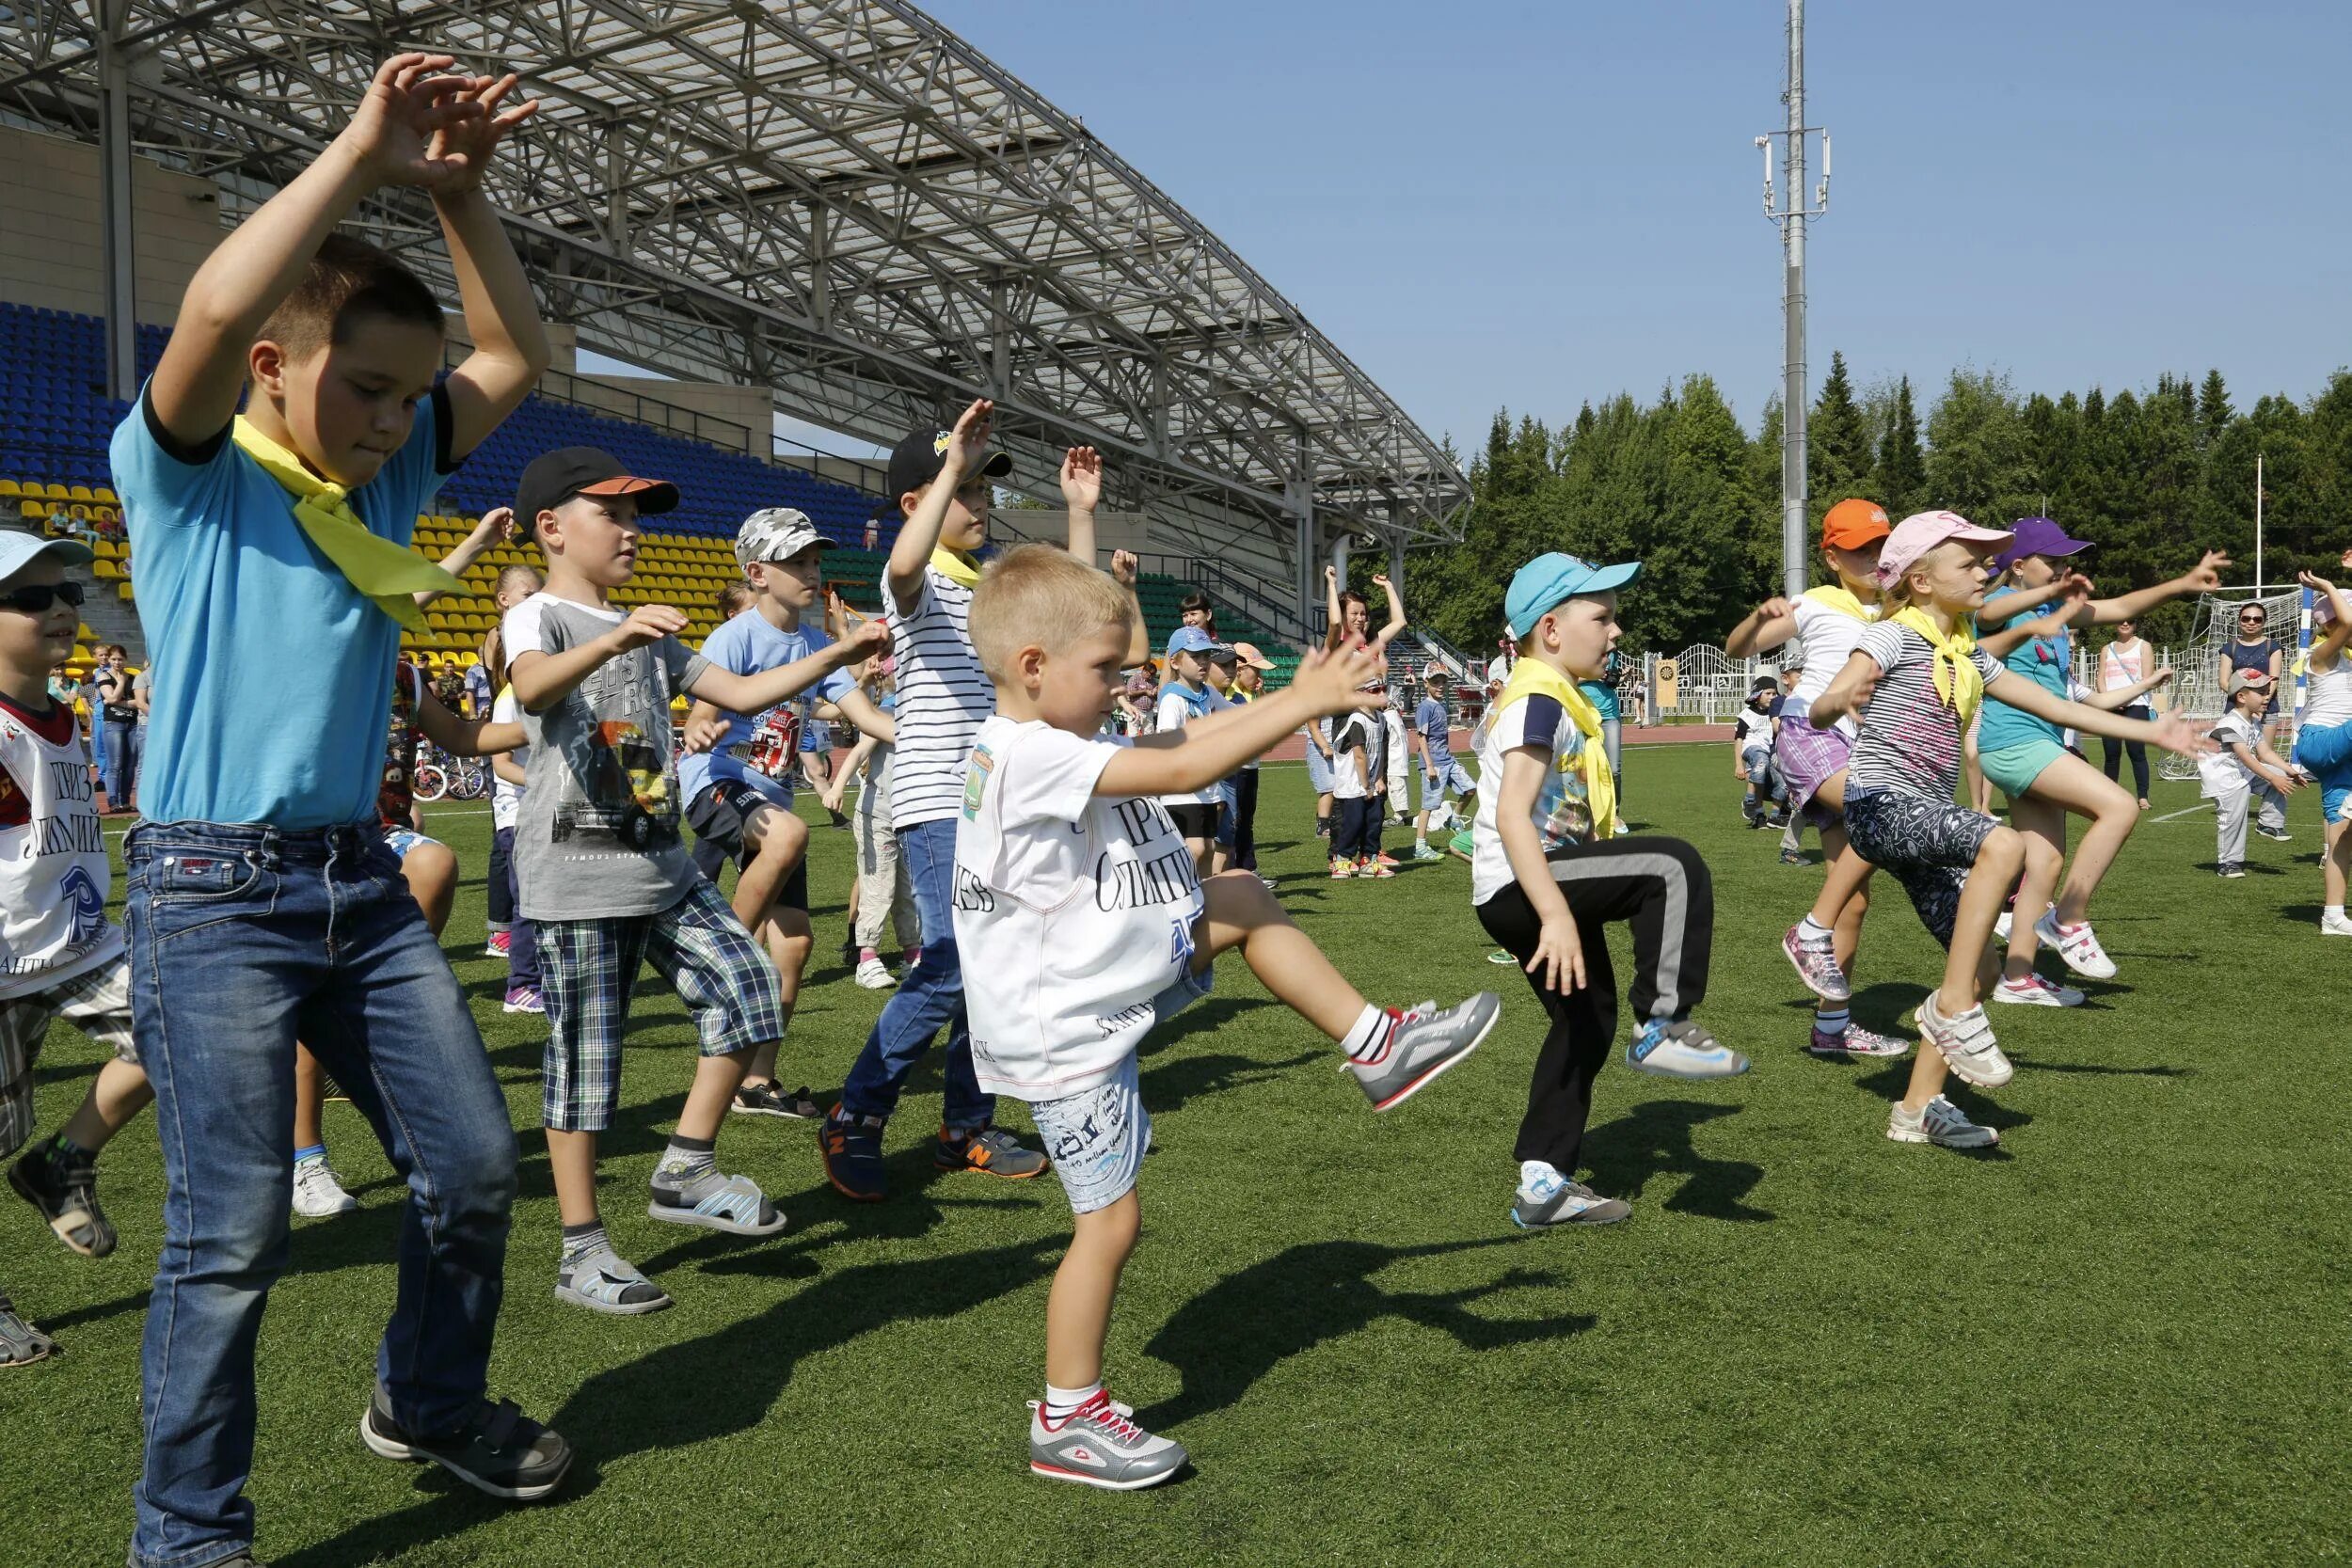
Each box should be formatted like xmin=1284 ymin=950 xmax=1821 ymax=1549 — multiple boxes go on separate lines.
xmin=730 ymin=1082 xmax=821 ymax=1119
xmin=9 ymin=1142 xmax=115 ymax=1258
xmin=360 ymin=1386 xmax=571 ymax=1501
xmin=819 ymin=1107 xmax=888 ymax=1202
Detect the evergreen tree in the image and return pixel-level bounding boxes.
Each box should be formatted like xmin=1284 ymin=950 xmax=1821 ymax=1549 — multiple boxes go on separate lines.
xmin=1807 ymin=350 xmax=1875 ymax=526
xmin=1875 ymin=375 xmax=1926 ymax=516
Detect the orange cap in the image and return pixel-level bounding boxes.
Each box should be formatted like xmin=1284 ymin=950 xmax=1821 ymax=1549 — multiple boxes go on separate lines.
xmin=1822 ymin=498 xmax=1892 ymax=549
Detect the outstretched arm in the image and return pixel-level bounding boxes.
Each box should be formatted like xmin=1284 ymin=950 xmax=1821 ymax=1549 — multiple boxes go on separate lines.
xmin=1983 ymin=669 xmax=2207 ymax=752
xmin=1978 ymin=588 xmax=2090 ymax=659
xmin=414 ymin=686 xmax=524 ymax=756
xmin=2075 ymin=668 xmax=2172 ymax=712
xmin=687 ymin=619 xmax=888 ymax=716
xmin=1804 ymin=649 xmax=1882 ymax=729
xmin=1098 ymin=642 xmax=1387 ymax=798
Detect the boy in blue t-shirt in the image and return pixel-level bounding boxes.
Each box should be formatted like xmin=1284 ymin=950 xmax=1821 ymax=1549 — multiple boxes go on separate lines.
xmin=679 ymin=507 xmax=892 ymax=1117
xmin=113 ymin=55 xmax=570 ymax=1564
xmin=1410 ymin=663 xmax=1476 ymax=860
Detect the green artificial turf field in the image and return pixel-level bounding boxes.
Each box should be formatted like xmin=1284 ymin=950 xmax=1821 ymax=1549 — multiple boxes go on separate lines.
xmin=3 ymin=745 xmax=2344 ymax=1566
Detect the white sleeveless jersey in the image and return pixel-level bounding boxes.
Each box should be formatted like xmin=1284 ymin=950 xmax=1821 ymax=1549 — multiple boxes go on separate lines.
xmin=0 ymin=694 xmax=122 ymax=1000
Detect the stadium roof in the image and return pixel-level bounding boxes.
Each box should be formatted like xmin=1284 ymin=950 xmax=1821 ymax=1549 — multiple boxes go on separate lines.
xmin=0 ymin=0 xmax=1469 ymax=601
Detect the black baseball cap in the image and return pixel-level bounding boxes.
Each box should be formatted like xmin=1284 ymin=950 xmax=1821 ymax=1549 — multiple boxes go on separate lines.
xmin=884 ymin=422 xmax=1012 ymax=507
xmin=515 ymin=447 xmax=679 ymax=541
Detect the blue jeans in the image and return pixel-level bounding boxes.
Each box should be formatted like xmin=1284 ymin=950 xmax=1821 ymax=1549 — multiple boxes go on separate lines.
xmin=126 ymin=821 xmax=518 ymax=1568
xmin=836 ymin=816 xmax=992 ymax=1128
xmin=105 ymin=720 xmax=140 ymax=804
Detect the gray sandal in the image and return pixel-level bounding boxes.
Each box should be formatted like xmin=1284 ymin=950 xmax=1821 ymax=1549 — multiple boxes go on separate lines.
xmin=0 ymin=1296 xmax=56 ymax=1367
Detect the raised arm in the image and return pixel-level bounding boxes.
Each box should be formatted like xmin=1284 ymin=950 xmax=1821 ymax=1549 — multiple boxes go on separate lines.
xmin=1370 ymin=571 xmax=1407 ymax=643
xmin=1060 ymin=446 xmax=1102 ymax=567
xmin=414 ymin=506 xmax=516 ymax=609
xmin=2300 ymin=572 xmax=2352 ymax=665
xmin=886 ymin=398 xmax=990 ymax=609
xmin=148 ymin=55 xmax=485 ymax=447
xmin=1724 ymin=595 xmax=1797 ymax=657
xmin=1323 ymin=564 xmax=1344 ymax=653
xmin=1108 ymin=551 xmax=1151 ymax=670
xmin=1098 ymin=643 xmax=1385 ymax=798
xmin=425 ymin=74 xmax=551 ymax=460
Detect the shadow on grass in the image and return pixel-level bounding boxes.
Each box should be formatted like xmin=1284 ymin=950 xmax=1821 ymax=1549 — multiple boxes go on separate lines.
xmin=275 ymin=1232 xmax=1067 ymax=1568
xmin=1583 ymin=1101 xmax=1773 ymax=1221
xmin=1136 ymin=1237 xmax=1590 ymax=1429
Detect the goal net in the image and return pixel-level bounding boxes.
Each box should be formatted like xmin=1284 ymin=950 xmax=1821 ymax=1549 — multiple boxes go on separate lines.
xmin=2154 ymin=586 xmax=2313 ymax=781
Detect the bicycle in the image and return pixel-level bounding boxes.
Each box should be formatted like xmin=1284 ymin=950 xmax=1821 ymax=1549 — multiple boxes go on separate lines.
xmin=414 ymin=742 xmax=488 ymax=803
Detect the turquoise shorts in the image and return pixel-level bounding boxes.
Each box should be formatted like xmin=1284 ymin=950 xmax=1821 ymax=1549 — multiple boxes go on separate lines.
xmin=1979 ymin=736 xmax=2067 ymax=800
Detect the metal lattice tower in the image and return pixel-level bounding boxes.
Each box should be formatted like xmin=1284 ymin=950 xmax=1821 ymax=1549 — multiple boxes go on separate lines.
xmin=0 ymin=0 xmax=1469 ymax=629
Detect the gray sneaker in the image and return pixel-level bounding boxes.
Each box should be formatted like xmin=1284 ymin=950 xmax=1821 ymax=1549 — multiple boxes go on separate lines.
xmin=554 ymin=1243 xmax=673 ymax=1316
xmin=0 ymin=1294 xmax=55 ymax=1367
xmin=1886 ymin=1094 xmax=1999 ymax=1149
xmin=1347 ymin=992 xmax=1500 ymax=1111
xmin=1028 ymin=1392 xmax=1186 ymax=1490
xmin=1511 ymin=1178 xmax=1630 ymax=1227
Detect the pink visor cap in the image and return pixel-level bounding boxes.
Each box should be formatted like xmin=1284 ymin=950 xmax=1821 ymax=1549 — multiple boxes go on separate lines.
xmin=1874 ymin=510 xmax=2015 ymax=590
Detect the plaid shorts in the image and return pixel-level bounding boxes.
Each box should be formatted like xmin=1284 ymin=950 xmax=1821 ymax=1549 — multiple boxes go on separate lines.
xmin=1843 ymin=788 xmax=2000 ymax=949
xmin=0 ymin=954 xmax=136 ymax=1160
xmin=535 ymin=879 xmax=786 ymax=1132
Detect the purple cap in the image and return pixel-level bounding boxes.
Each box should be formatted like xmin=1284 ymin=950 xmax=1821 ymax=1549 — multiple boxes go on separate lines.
xmin=1994 ymin=517 xmax=2092 ymax=573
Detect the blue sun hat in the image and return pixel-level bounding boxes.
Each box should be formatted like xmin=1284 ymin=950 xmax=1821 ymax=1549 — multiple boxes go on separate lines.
xmin=1503 ymin=552 xmax=1641 ymax=640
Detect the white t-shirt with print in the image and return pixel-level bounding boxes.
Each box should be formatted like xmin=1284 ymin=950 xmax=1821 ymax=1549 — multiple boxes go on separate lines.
xmin=1328 ymin=710 xmax=1376 ymax=800
xmin=1470 ymin=686 xmax=1602 ymax=908
xmin=2199 ymin=712 xmax=2265 ymax=798
xmin=953 ymin=715 xmax=1207 ymax=1101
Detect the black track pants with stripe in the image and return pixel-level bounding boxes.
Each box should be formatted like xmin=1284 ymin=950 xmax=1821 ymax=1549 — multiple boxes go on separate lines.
xmin=1474 ymin=836 xmax=1714 ymax=1171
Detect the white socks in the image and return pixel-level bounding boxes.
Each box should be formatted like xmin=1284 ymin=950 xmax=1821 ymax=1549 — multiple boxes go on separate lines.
xmin=1339 ymin=1003 xmax=1395 ymax=1065
xmin=1797 ymin=915 xmax=1833 ymax=942
xmin=1519 ymin=1160 xmax=1565 ymax=1197
xmin=1042 ymin=1381 xmax=1101 ymax=1424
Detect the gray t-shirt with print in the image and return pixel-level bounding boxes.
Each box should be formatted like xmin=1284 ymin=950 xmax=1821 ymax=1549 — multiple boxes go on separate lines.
xmin=503 ymin=593 xmax=710 ymax=922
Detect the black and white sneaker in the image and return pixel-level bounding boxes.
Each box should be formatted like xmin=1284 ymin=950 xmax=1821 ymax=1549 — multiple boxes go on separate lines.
xmin=361 ymin=1386 xmax=572 ymax=1501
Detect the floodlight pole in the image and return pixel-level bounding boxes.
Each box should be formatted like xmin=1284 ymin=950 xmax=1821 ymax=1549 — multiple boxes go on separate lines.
xmin=1756 ymin=0 xmax=1830 ymax=601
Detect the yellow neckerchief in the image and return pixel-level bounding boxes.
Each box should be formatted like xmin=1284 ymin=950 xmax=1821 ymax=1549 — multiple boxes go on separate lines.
xmin=1802 ymin=583 xmax=1877 ymax=623
xmin=1888 ymin=603 xmax=1985 ymax=724
xmin=1490 ymin=657 xmax=1617 ymax=837
xmin=930 ymin=546 xmax=982 ymax=589
xmin=230 ymin=418 xmax=456 ymax=631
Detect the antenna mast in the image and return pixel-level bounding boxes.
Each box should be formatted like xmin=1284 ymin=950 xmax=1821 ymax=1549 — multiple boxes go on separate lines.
xmin=1756 ymin=0 xmax=1830 ymax=599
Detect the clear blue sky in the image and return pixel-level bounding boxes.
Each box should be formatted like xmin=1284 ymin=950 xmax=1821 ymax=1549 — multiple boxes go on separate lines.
xmin=909 ymin=0 xmax=2350 ymax=453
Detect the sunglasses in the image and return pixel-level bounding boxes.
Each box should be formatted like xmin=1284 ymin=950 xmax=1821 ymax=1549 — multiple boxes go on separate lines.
xmin=0 ymin=580 xmax=86 ymax=615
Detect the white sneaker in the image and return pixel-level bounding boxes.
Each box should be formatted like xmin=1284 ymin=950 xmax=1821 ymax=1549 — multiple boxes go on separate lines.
xmin=2322 ymin=911 xmax=2352 ymax=937
xmin=852 ymin=956 xmax=896 ymax=990
xmin=1994 ymin=911 xmax=2011 ymax=942
xmin=1916 ymin=994 xmax=2013 ymax=1088
xmin=2032 ymin=910 xmax=2117 ymax=980
xmin=1991 ymin=973 xmax=2085 ymax=1007
xmin=1886 ymin=1095 xmax=1999 ymax=1149
xmin=292 ymin=1155 xmax=358 ymax=1218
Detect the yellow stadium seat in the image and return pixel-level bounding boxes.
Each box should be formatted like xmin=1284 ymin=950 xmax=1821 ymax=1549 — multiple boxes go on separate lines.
xmin=92 ymin=560 xmax=120 ymax=580
xmin=117 ymin=582 xmax=135 ymax=603
xmin=94 ymin=487 xmax=117 ymax=504
xmin=69 ymin=485 xmax=93 ymax=502
xmin=0 ymin=482 xmax=18 ymax=499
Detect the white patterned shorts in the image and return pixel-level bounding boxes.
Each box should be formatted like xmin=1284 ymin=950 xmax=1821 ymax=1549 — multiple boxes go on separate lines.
xmin=0 ymin=955 xmax=137 ymax=1160
xmin=1028 ymin=1053 xmax=1151 ymax=1216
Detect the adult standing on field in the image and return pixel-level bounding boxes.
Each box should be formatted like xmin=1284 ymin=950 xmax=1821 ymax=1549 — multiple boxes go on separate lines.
xmin=2219 ymin=601 xmax=2284 ymax=743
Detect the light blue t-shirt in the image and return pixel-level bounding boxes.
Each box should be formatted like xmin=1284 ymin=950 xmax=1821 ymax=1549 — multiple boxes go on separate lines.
xmin=675 ymin=607 xmax=855 ymax=811
xmin=1416 ymin=695 xmax=1454 ymax=770
xmin=1976 ymin=585 xmax=2072 ymax=751
xmin=112 ymin=386 xmax=452 ymax=829
xmin=1579 ymin=679 xmax=1620 ymax=722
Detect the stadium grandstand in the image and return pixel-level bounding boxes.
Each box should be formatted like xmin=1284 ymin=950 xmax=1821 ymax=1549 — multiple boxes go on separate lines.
xmin=0 ymin=0 xmax=1467 ymax=683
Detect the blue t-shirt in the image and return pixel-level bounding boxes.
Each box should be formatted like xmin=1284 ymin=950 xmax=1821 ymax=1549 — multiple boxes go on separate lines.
xmin=675 ymin=607 xmax=855 ymax=810
xmin=1579 ymin=679 xmax=1620 ymax=721
xmin=113 ymin=386 xmax=453 ymax=829
xmin=1415 ymin=696 xmax=1453 ymax=770
xmin=1976 ymin=585 xmax=2072 ymax=751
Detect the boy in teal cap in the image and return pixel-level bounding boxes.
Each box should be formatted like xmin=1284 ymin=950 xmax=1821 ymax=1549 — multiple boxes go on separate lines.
xmin=1469 ymin=553 xmax=1743 ymax=1229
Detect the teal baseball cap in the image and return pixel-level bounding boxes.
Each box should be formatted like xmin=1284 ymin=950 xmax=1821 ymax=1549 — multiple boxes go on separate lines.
xmin=1504 ymin=552 xmax=1641 ymax=640
xmin=1165 ymin=626 xmax=1223 ymax=657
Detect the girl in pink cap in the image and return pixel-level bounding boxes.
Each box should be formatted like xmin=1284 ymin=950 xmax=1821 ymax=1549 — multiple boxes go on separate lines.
xmin=1810 ymin=512 xmax=2205 ymax=1151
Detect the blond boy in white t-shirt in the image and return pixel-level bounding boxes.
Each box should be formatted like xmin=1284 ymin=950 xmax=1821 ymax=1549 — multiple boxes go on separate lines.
xmin=956 ymin=545 xmax=1500 ymax=1492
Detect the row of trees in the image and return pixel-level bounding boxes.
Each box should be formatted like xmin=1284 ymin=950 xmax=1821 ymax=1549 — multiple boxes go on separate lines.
xmin=1400 ymin=357 xmax=2352 ymax=657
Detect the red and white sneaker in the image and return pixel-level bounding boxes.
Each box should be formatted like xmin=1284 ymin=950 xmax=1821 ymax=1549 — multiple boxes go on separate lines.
xmin=1028 ymin=1391 xmax=1186 ymax=1490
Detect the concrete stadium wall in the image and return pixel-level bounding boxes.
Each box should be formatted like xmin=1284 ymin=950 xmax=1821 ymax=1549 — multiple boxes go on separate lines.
xmin=0 ymin=125 xmax=224 ymax=325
